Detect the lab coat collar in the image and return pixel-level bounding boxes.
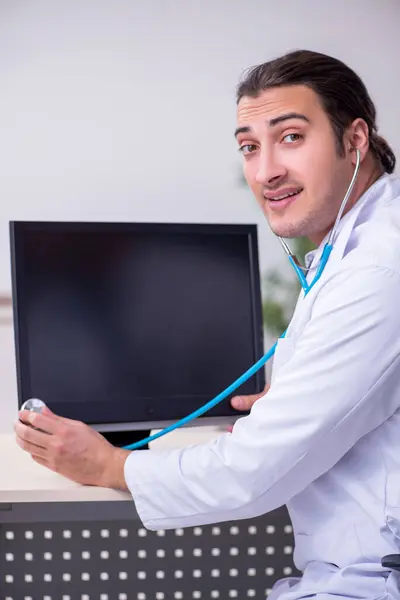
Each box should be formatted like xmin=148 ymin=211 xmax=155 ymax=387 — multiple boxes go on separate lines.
xmin=304 ymin=172 xmax=389 ymax=271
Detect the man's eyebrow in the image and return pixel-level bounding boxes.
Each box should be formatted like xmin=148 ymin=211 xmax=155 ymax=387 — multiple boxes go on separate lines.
xmin=234 ymin=112 xmax=310 ymax=138
xmin=234 ymin=125 xmax=251 ymax=138
xmin=269 ymin=112 xmax=310 ymax=127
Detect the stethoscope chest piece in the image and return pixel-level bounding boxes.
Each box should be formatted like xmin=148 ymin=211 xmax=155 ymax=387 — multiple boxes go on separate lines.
xmin=21 ymin=398 xmax=47 ymax=414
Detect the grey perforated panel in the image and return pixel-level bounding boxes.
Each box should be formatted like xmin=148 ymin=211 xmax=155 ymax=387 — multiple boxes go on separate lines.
xmin=1 ymin=507 xmax=299 ymax=599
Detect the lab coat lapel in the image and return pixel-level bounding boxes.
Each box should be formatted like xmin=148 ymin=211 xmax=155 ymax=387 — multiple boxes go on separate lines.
xmin=285 ymin=187 xmax=377 ymax=338
xmin=272 ymin=176 xmax=387 ymax=378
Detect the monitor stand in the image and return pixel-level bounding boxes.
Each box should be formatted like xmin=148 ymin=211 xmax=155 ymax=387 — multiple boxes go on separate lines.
xmin=100 ymin=429 xmax=150 ymax=450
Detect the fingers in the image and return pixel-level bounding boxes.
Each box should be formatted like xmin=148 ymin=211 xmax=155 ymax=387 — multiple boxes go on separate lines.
xmin=41 ymin=405 xmax=57 ymax=418
xmin=41 ymin=405 xmax=82 ymax=426
xmin=31 ymin=454 xmax=50 ymax=467
xmin=230 ymin=384 xmax=270 ymax=411
xmin=18 ymin=409 xmax=63 ymax=435
xmin=41 ymin=405 xmax=65 ymax=420
xmin=15 ymin=429 xmax=48 ymax=458
xmin=14 ymin=419 xmax=51 ymax=451
xmin=230 ymin=393 xmax=261 ymax=411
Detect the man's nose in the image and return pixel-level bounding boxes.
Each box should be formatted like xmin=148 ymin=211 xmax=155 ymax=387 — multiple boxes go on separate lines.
xmin=255 ymin=150 xmax=287 ymax=186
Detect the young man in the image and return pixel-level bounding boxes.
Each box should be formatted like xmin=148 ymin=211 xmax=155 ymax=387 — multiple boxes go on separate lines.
xmin=15 ymin=50 xmax=400 ymax=598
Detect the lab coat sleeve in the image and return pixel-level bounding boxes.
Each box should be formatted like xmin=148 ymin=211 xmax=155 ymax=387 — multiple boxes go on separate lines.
xmin=124 ymin=264 xmax=400 ymax=530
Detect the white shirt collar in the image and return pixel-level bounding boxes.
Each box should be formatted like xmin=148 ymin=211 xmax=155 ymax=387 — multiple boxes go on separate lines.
xmin=303 ymin=172 xmax=389 ymax=271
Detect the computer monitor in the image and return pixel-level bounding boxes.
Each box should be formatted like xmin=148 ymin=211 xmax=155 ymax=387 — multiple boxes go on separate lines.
xmin=10 ymin=221 xmax=265 ymax=437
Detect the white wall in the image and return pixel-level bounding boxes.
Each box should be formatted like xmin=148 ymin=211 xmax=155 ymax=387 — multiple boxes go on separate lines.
xmin=0 ymin=0 xmax=399 ymax=431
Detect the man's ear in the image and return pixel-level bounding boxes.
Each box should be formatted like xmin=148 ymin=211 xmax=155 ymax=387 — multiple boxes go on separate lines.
xmin=346 ymin=118 xmax=370 ymax=164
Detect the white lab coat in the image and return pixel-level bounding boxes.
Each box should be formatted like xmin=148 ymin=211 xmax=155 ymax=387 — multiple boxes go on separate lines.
xmin=125 ymin=173 xmax=400 ymax=599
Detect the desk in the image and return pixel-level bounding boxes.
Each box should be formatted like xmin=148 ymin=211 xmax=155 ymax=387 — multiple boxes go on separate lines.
xmin=0 ymin=429 xmax=296 ymax=599
xmin=0 ymin=426 xmax=222 ymax=520
xmin=0 ymin=432 xmax=129 ymax=505
xmin=0 ymin=312 xmax=295 ymax=596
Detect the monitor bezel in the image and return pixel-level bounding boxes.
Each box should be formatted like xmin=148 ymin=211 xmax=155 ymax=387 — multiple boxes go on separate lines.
xmin=10 ymin=220 xmax=265 ymax=430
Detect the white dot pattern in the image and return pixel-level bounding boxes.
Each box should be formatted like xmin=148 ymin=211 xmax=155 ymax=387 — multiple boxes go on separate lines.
xmin=1 ymin=515 xmax=296 ymax=596
xmin=193 ymin=570 xmax=202 ymax=579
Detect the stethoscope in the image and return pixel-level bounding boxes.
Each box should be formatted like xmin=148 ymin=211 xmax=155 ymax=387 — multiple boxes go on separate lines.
xmin=22 ymin=150 xmax=361 ymax=451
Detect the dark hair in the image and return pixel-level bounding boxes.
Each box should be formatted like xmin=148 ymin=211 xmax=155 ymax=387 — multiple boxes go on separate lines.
xmin=236 ymin=49 xmax=396 ymax=174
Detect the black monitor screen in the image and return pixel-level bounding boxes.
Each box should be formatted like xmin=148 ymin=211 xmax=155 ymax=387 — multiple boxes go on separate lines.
xmin=10 ymin=221 xmax=265 ymax=430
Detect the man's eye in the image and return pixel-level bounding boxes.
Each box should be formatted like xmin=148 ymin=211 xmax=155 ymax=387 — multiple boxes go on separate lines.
xmin=282 ymin=133 xmax=302 ymax=144
xmin=238 ymin=144 xmax=257 ymax=155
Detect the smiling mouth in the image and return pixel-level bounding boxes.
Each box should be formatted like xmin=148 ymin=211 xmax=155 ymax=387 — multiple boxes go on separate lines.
xmin=268 ymin=188 xmax=303 ymax=202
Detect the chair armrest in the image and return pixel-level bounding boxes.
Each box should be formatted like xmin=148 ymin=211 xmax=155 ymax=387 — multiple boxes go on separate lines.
xmin=382 ymin=554 xmax=400 ymax=571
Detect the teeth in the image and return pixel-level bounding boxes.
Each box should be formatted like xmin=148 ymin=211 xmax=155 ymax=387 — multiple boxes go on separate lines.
xmin=272 ymin=190 xmax=299 ymax=201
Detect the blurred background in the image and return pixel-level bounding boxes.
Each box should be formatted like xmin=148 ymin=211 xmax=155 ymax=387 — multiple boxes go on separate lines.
xmin=0 ymin=0 xmax=399 ymax=429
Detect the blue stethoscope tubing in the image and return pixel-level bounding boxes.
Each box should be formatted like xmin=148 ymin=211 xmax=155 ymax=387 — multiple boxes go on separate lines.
xmin=123 ymin=150 xmax=361 ymax=451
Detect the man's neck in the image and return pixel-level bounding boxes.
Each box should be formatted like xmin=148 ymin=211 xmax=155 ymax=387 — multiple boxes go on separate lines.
xmin=309 ymin=158 xmax=384 ymax=246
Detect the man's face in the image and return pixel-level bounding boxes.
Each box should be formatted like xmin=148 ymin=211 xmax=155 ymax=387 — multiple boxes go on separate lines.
xmin=235 ymin=85 xmax=355 ymax=243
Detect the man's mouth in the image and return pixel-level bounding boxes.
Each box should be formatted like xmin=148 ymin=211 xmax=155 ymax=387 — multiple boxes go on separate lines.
xmin=263 ymin=187 xmax=303 ymax=208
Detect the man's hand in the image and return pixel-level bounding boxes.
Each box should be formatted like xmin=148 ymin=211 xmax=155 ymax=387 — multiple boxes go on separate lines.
xmin=227 ymin=383 xmax=270 ymax=431
xmin=230 ymin=383 xmax=270 ymax=412
xmin=14 ymin=406 xmax=130 ymax=490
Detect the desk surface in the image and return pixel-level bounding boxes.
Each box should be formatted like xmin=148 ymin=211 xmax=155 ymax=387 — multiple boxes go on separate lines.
xmin=0 ymin=427 xmax=222 ymax=504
